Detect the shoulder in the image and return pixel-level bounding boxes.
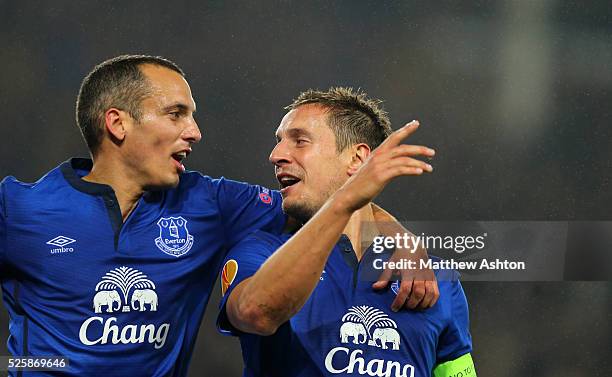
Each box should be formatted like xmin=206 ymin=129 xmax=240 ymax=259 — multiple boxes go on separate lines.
xmin=233 ymin=230 xmax=287 ymax=251
xmin=178 ymin=173 xmax=248 ymax=190
xmin=250 ymin=230 xmax=288 ymax=248
xmin=182 ymin=174 xmax=281 ymax=214
xmin=1 ymin=162 xmax=69 ymax=204
xmin=176 ymin=170 xmax=214 ymax=190
xmin=226 ymin=231 xmax=291 ymax=264
xmin=1 ymin=163 xmax=80 ymax=234
xmin=170 ymin=172 xmax=272 ymax=208
xmin=174 ymin=172 xmax=263 ymax=199
xmin=163 ymin=171 xmax=219 ymax=207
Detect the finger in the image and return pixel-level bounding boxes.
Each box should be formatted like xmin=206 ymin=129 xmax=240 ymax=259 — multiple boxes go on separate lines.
xmin=415 ymin=280 xmax=437 ymax=310
xmin=378 ymin=120 xmax=420 ymax=150
xmin=405 ymin=280 xmax=426 ymax=310
xmin=372 ymin=281 xmax=388 ymax=290
xmin=391 ymin=144 xmax=436 ymax=159
xmin=388 ymin=156 xmax=433 ymax=173
xmin=387 ymin=165 xmax=425 ymax=178
xmin=391 ymin=279 xmax=413 ymax=312
xmin=428 ymin=279 xmax=440 ymax=308
xmin=373 ymin=266 xmax=394 ymax=290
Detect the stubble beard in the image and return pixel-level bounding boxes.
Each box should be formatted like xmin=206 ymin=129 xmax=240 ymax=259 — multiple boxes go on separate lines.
xmin=283 ymin=177 xmax=345 ymax=225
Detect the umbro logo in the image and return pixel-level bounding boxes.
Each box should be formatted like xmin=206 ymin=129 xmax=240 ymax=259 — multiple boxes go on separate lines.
xmin=47 ymin=236 xmax=76 ymax=247
xmin=47 ymin=236 xmax=76 ymax=254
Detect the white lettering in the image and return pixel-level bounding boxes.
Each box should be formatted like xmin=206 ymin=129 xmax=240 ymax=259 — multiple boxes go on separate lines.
xmin=420 ymin=259 xmax=479 ymax=270
xmin=348 ymin=349 xmax=366 ymax=374
xmin=79 ymin=316 xmax=104 ymax=345
xmin=480 ymin=259 xmax=525 ymax=270
xmin=386 ymin=361 xmax=402 ymax=377
xmin=50 ymin=247 xmax=74 ymax=254
xmin=79 ymin=316 xmax=170 ymax=349
xmin=102 ymin=317 xmax=119 ymax=344
xmin=155 ymin=323 xmax=169 ymax=349
xmin=373 ymin=259 xmax=382 ymax=269
xmin=325 ymin=347 xmax=349 ymax=373
xmin=373 ymin=236 xmax=385 ymax=253
xmin=325 ymin=347 xmax=415 ymax=377
xmin=372 ymin=259 xmax=418 ymax=271
xmin=383 ymin=237 xmax=395 ymax=250
xmin=366 ymin=358 xmax=385 ymax=376
xmin=164 ymin=238 xmax=186 ymax=244
xmin=140 ymin=324 xmax=156 ymax=344
xmin=120 ymin=324 xmax=139 ymax=344
xmin=371 ymin=233 xmax=489 ymax=255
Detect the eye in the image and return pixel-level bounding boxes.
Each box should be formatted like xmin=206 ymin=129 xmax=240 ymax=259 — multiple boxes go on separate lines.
xmin=296 ymin=139 xmax=308 ymax=146
xmin=169 ymin=111 xmax=181 ymax=119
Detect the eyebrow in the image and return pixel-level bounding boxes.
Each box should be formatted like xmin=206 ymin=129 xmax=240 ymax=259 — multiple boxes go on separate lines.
xmin=162 ymin=103 xmax=196 ymax=114
xmin=276 ymin=128 xmax=313 ymax=140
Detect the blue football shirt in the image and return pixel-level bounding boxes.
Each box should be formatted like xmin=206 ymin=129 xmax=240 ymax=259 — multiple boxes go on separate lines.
xmin=0 ymin=158 xmax=286 ymax=376
xmin=218 ymin=231 xmax=472 ymax=377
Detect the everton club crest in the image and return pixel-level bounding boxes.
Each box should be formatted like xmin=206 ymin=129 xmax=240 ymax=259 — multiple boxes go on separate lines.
xmin=155 ymin=216 xmax=194 ymax=257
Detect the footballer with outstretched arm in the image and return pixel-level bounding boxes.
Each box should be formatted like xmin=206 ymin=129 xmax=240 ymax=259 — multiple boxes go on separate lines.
xmin=218 ymin=88 xmax=475 ymax=377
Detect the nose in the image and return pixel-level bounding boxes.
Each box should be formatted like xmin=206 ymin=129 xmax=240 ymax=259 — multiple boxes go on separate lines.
xmin=269 ymin=140 xmax=291 ymax=166
xmin=183 ymin=118 xmax=202 ymax=144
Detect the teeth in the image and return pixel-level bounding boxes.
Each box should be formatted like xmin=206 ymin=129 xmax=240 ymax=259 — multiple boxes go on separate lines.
xmin=279 ymin=177 xmax=300 ymax=187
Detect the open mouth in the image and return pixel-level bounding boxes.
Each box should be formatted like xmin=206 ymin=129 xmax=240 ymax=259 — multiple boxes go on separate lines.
xmin=276 ymin=173 xmax=302 ymax=190
xmin=171 ymin=151 xmax=187 ymax=164
xmin=171 ymin=150 xmax=190 ymax=172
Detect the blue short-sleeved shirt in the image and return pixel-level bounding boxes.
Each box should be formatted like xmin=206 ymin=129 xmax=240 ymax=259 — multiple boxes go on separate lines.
xmin=0 ymin=158 xmax=285 ymax=376
xmin=218 ymin=231 xmax=472 ymax=377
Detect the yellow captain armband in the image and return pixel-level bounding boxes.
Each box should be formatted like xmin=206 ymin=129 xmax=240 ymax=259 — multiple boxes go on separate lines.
xmin=432 ymin=353 xmax=476 ymax=377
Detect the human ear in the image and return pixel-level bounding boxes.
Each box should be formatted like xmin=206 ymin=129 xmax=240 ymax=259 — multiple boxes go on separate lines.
xmin=347 ymin=143 xmax=371 ymax=176
xmin=104 ymin=108 xmax=128 ymax=142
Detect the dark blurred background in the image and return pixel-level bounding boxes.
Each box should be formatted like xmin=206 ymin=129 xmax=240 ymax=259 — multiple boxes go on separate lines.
xmin=1 ymin=1 xmax=610 ymax=376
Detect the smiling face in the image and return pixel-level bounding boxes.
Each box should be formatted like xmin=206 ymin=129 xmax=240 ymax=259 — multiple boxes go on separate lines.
xmin=120 ymin=64 xmax=201 ymax=190
xmin=269 ymin=104 xmax=353 ymax=223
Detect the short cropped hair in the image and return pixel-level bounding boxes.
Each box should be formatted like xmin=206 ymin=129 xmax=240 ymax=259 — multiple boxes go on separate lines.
xmin=76 ymin=54 xmax=185 ymax=155
xmin=285 ymin=87 xmax=392 ymax=152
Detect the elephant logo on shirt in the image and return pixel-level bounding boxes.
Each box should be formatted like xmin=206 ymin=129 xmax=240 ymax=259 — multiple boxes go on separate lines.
xmin=370 ymin=327 xmax=401 ymax=350
xmin=93 ymin=290 xmax=121 ymax=313
xmin=131 ymin=289 xmax=158 ymax=312
xmin=340 ymin=322 xmax=367 ymax=344
xmin=339 ymin=305 xmax=400 ymax=351
xmin=93 ymin=266 xmax=158 ymax=313
xmin=155 ymin=216 xmax=194 ymax=257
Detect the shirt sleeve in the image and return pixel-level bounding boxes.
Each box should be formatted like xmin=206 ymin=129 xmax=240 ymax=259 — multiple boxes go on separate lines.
xmin=436 ymin=279 xmax=473 ymax=363
xmin=216 ymin=232 xmax=278 ymax=336
xmin=213 ymin=177 xmax=286 ymax=249
xmin=432 ymin=353 xmax=476 ymax=377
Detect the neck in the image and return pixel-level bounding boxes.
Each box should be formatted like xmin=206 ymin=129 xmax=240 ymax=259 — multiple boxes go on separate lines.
xmin=82 ymin=156 xmax=144 ymax=221
xmin=343 ymin=204 xmax=379 ymax=261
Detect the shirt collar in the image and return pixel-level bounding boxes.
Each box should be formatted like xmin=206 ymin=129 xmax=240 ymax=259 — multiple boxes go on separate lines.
xmin=60 ymin=157 xmax=115 ymax=196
